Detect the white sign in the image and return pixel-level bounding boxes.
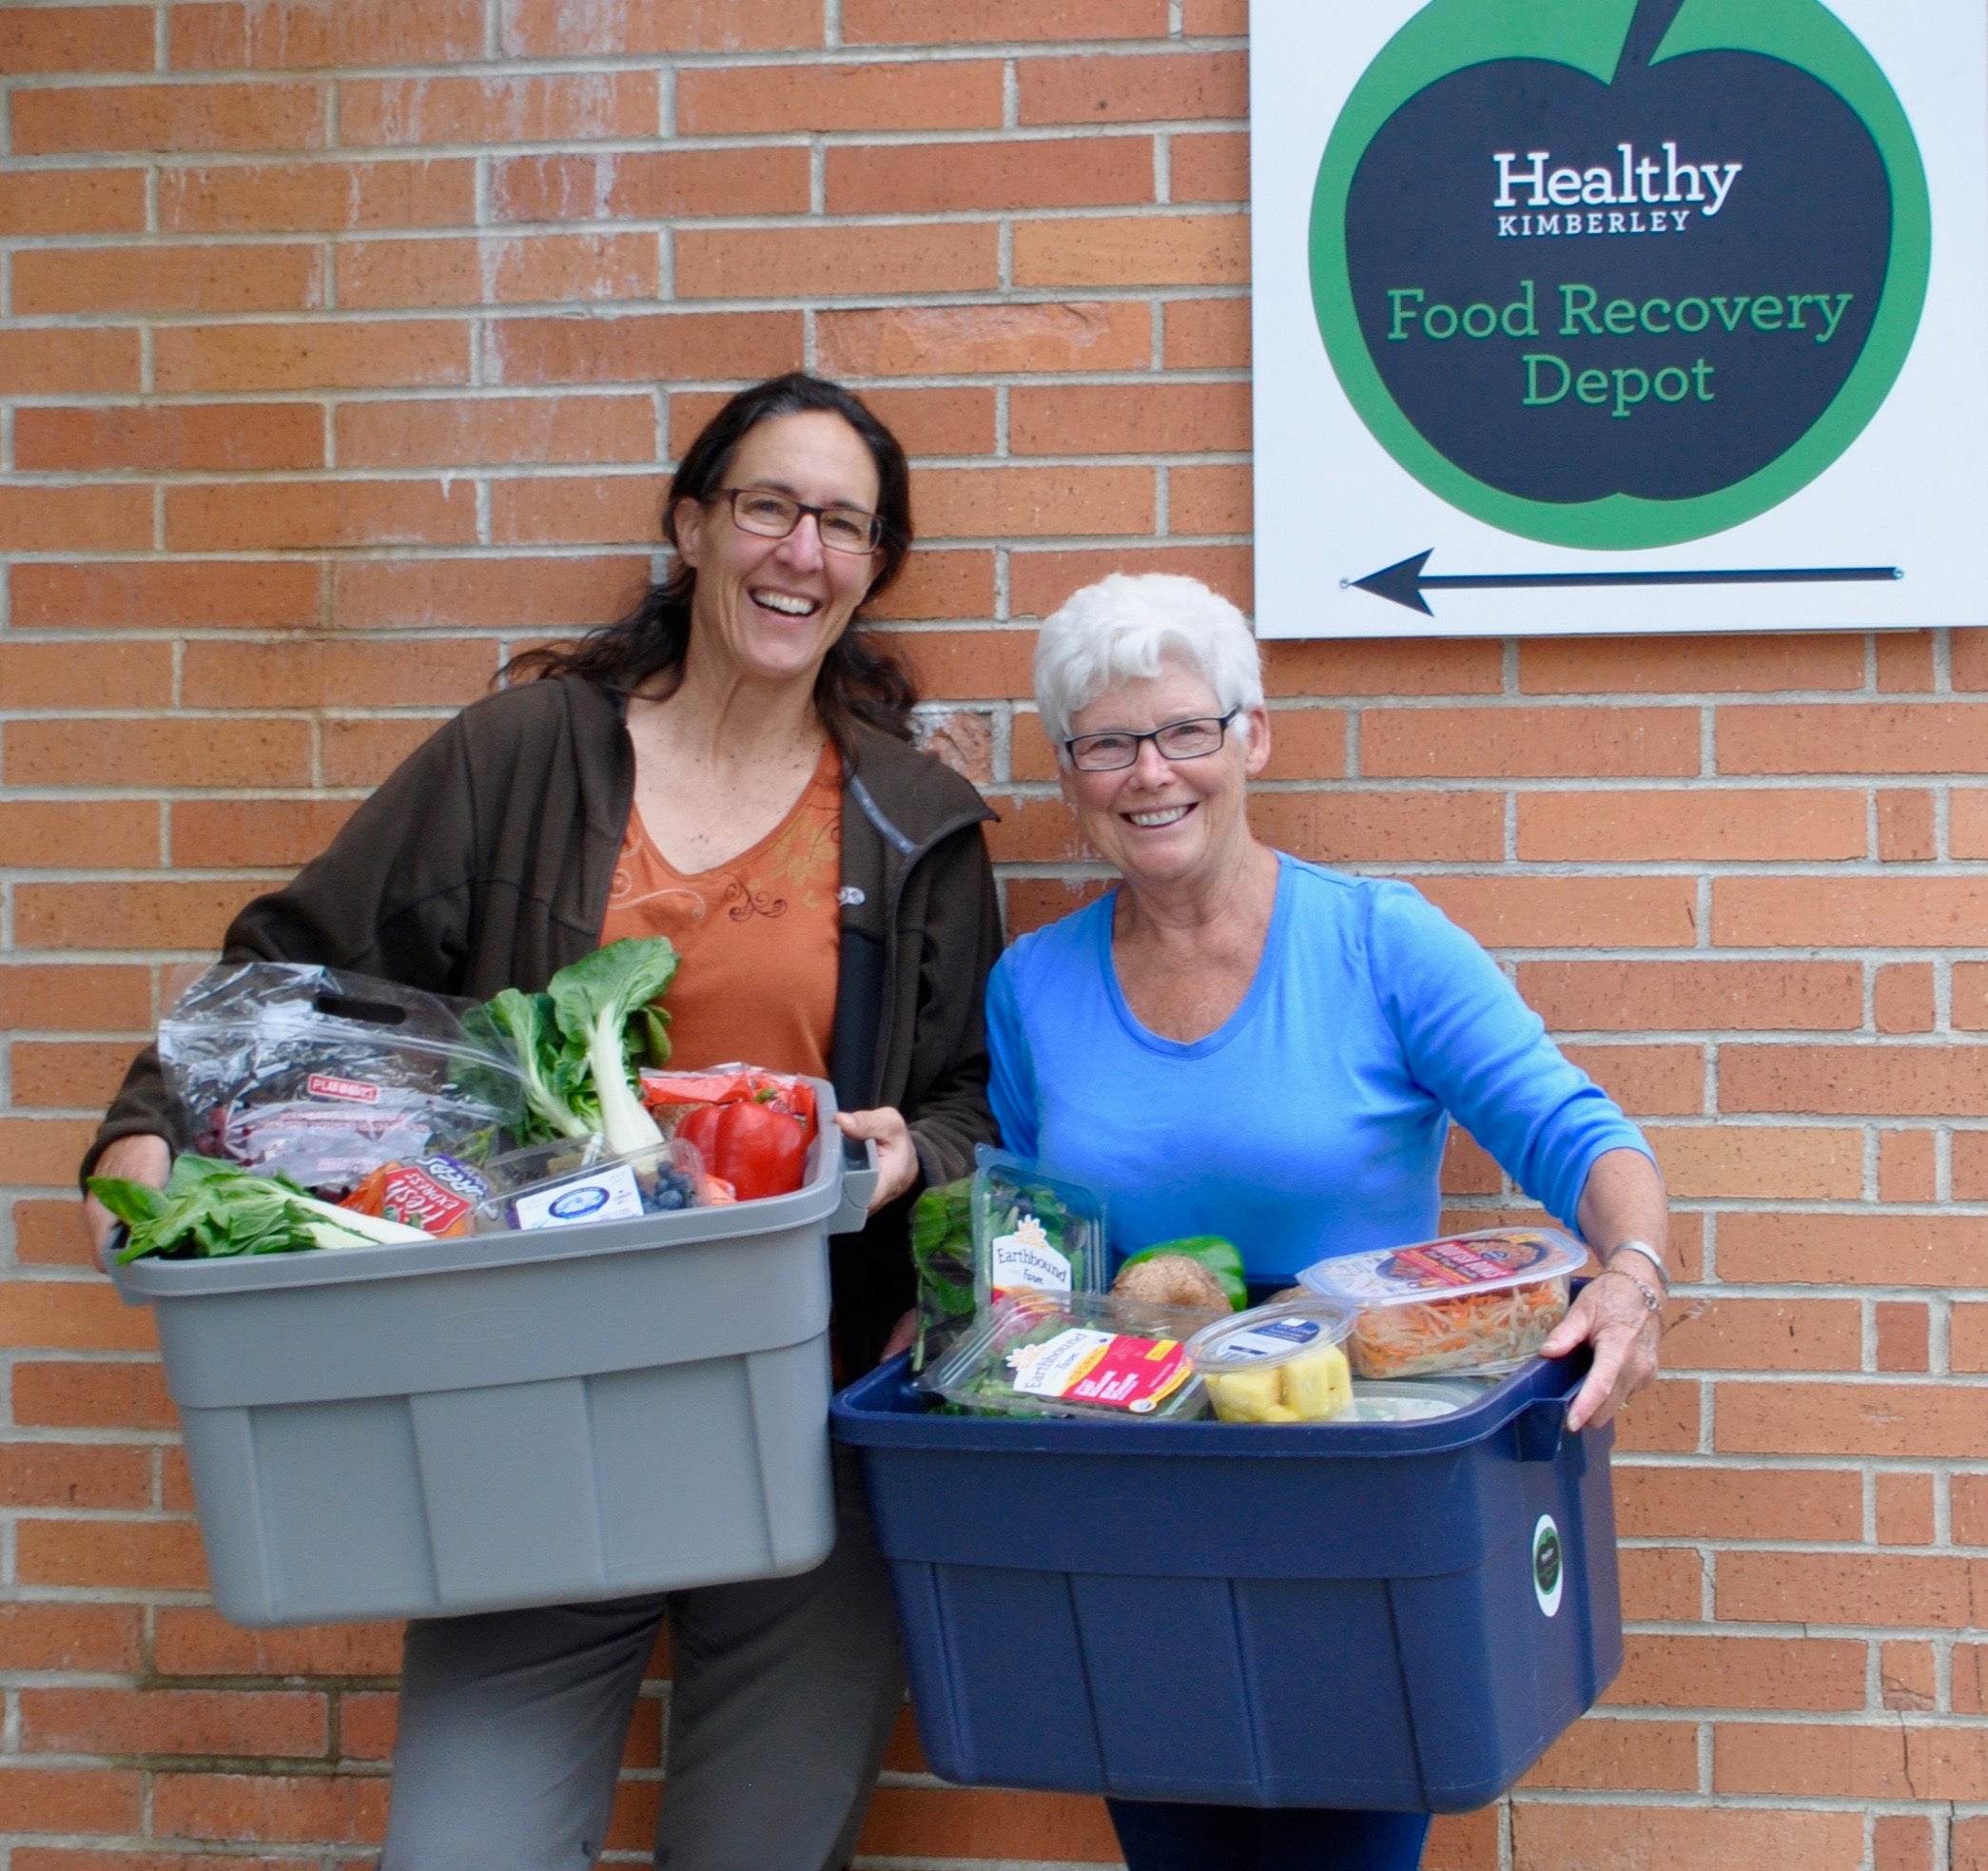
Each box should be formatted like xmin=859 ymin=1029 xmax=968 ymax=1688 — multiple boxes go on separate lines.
xmin=1249 ymin=0 xmax=1988 ymax=637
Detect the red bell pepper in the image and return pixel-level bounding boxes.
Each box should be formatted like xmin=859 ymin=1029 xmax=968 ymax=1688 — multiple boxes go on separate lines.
xmin=677 ymin=1094 xmax=810 ymax=1203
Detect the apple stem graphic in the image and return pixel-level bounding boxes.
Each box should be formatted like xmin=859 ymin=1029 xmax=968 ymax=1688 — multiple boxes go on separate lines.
xmin=1348 ymin=552 xmax=1903 ymax=617
xmin=1620 ymin=0 xmax=1689 ymax=73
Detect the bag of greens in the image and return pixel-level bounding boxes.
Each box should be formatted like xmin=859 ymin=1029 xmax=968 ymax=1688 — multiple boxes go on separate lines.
xmin=909 ymin=1177 xmax=974 ymax=1373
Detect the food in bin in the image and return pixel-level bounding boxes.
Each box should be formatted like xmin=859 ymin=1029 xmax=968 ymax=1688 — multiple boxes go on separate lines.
xmin=1186 ymin=1301 xmax=1356 ymax=1423
xmin=90 ymin=1152 xmax=430 ymax=1263
xmin=909 ymin=1177 xmax=974 ymax=1372
xmin=474 ymin=1137 xmax=704 ymax=1232
xmin=341 ymin=1154 xmax=491 ymax=1238
xmin=640 ymin=1067 xmax=816 ymax=1202
xmin=1113 ymin=1236 xmax=1247 ymax=1313
xmin=1298 ymin=1227 xmax=1587 ymax=1380
xmin=918 ymin=1292 xmax=1217 ymax=1421
xmin=462 ymin=938 xmax=680 ymax=1156
xmin=970 ymin=1148 xmax=1108 ymax=1309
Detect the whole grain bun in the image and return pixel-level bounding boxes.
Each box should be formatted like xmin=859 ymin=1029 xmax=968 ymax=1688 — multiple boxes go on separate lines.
xmin=1113 ymin=1254 xmax=1231 ymax=1314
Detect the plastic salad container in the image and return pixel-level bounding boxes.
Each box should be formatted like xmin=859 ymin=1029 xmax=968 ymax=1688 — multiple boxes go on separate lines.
xmin=1299 ymin=1227 xmax=1587 ymax=1380
xmin=475 ymin=1136 xmax=704 ymax=1233
xmin=970 ymin=1148 xmax=1108 ymax=1310
xmin=1342 ymin=1377 xmax=1487 ymax=1423
xmin=919 ymin=1292 xmax=1216 ymax=1422
xmin=1185 ymin=1300 xmax=1357 ymax=1423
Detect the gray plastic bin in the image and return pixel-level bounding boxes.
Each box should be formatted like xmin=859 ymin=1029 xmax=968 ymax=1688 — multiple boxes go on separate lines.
xmin=110 ymin=1081 xmax=877 ymax=1627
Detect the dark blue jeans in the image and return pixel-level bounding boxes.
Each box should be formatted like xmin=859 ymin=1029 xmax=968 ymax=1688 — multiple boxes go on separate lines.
xmin=1105 ymin=1799 xmax=1431 ymax=1871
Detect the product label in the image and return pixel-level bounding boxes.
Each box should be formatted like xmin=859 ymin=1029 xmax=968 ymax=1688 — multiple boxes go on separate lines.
xmin=378 ymin=1156 xmax=488 ymax=1236
xmin=1220 ymin=1316 xmax=1327 ymax=1360
xmin=1008 ymin=1327 xmax=1194 ymax=1413
xmin=1323 ymin=1230 xmax=1567 ymax=1301
xmin=513 ymin=1162 xmax=644 ymax=1231
xmin=989 ymin=1213 xmax=1073 ymax=1298
xmin=306 ymin=1073 xmax=380 ymax=1103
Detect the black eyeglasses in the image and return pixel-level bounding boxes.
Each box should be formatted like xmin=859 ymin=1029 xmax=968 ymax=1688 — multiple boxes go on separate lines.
xmin=1064 ymin=709 xmax=1240 ymax=772
xmin=715 ymin=487 xmax=886 ymax=555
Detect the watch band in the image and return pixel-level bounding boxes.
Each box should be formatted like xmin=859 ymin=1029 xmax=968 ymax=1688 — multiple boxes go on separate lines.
xmin=1605 ymin=1239 xmax=1669 ymax=1296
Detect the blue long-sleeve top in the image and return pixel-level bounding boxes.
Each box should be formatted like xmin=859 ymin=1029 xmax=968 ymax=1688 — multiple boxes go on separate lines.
xmin=985 ymin=854 xmax=1653 ymax=1281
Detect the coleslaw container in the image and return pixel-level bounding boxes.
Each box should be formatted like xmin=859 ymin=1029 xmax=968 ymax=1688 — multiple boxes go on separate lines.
xmin=1298 ymin=1227 xmax=1587 ymax=1380
xmin=1185 ymin=1300 xmax=1357 ymax=1423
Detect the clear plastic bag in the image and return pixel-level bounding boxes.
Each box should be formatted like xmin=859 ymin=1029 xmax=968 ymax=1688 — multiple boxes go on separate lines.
xmin=160 ymin=963 xmax=528 ymax=1199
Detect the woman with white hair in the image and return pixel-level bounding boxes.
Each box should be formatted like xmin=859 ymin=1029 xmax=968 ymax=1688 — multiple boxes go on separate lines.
xmin=986 ymin=573 xmax=1668 ymax=1871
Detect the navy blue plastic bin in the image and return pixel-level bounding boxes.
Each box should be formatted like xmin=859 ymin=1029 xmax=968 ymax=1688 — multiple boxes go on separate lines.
xmin=831 ymin=1350 xmax=1621 ymax=1812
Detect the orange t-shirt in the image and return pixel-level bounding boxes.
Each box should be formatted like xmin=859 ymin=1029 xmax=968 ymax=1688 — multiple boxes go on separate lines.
xmin=597 ymin=745 xmax=842 ymax=1080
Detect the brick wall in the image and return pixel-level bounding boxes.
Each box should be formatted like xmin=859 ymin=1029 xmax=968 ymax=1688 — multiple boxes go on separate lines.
xmin=0 ymin=4 xmax=1981 ymax=1868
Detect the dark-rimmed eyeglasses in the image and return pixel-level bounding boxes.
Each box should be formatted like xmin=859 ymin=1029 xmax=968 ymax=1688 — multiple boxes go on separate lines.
xmin=1064 ymin=709 xmax=1240 ymax=773
xmin=715 ymin=487 xmax=885 ymax=555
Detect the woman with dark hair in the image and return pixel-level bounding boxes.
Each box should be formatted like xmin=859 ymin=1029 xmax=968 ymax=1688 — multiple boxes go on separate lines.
xmin=79 ymin=373 xmax=1004 ymax=1871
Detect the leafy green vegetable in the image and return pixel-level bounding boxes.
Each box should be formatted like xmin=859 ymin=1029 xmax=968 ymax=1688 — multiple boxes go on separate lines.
xmin=91 ymin=1154 xmax=428 ymax=1264
xmin=465 ymin=990 xmax=593 ymax=1142
xmin=910 ymin=1177 xmax=975 ymax=1372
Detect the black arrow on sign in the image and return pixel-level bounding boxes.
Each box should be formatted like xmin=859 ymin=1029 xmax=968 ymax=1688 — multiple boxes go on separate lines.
xmin=1349 ymin=550 xmax=1903 ymax=617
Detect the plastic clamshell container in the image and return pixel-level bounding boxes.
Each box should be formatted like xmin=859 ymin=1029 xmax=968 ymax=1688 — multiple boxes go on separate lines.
xmin=833 ymin=1343 xmax=1621 ymax=1812
xmin=110 ymin=1080 xmax=878 ymax=1628
xmin=474 ymin=1135 xmax=704 ymax=1232
xmin=1298 ymin=1226 xmax=1587 ymax=1380
xmin=1342 ymin=1377 xmax=1485 ymax=1423
xmin=1186 ymin=1299 xmax=1356 ymax=1424
xmin=919 ymin=1292 xmax=1216 ymax=1422
xmin=970 ymin=1148 xmax=1109 ymax=1312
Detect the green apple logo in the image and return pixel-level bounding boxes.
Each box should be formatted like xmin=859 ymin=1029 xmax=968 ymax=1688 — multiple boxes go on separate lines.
xmin=1313 ymin=0 xmax=1931 ymax=550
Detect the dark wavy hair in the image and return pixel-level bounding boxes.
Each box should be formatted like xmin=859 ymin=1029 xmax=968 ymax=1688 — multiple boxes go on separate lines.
xmin=506 ymin=372 xmax=920 ymax=747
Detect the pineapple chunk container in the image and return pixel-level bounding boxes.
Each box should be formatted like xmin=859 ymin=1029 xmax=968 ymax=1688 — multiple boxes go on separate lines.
xmin=1186 ymin=1300 xmax=1355 ymax=1423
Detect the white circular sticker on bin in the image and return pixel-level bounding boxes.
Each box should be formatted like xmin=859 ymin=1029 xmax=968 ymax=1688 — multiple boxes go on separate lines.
xmin=1531 ymin=1514 xmax=1564 ymax=1618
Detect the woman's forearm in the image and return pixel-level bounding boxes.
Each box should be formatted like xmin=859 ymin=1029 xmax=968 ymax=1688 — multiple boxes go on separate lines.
xmin=1574 ymin=1146 xmax=1669 ymax=1272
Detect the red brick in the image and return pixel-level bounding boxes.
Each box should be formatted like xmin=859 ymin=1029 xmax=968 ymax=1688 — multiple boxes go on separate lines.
xmin=15 ymin=881 xmax=270 ymax=953
xmin=1722 ymin=1043 xmax=1988 ymax=1117
xmin=1875 ymin=963 xmax=1936 ymax=1034
xmin=338 ymin=231 xmax=658 ymax=308
xmin=1013 ymin=212 xmax=1247 ymax=287
xmin=155 ymin=321 xmax=471 ymax=392
xmin=1613 ymin=1464 xmax=1859 ymax=1540
xmin=161 ymin=158 xmax=475 ymax=231
xmin=13 ymin=1041 xmax=152 ymax=1111
xmin=1010 ymin=380 xmax=1248 ymax=456
xmin=323 ymin=717 xmax=449 ymax=786
xmin=1715 ymin=877 xmax=1988 ymax=947
xmin=0 ymin=1120 xmax=104 ymax=1187
xmin=0 ymin=1603 xmax=143 ymax=1674
xmin=1164 ymin=296 xmax=1249 ymax=366
xmin=673 ymin=384 xmax=991 ymax=461
xmin=491 ymin=146 xmax=809 ymax=222
xmin=844 ymin=0 xmax=1166 ymax=43
xmin=501 ymin=0 xmax=820 ymax=56
xmin=0 ymin=965 xmax=153 ymax=1034
xmin=1955 ymin=962 xmax=1988 ymax=1030
xmin=0 ymin=1767 xmax=144 ymax=1837
xmin=1413 ymin=876 xmax=1700 ymax=949
xmin=818 ymin=302 xmax=1151 ymax=376
xmin=1265 ymin=639 xmax=1504 ymax=698
xmin=1561 ymin=1043 xmax=1705 ymax=1117
xmin=15 ymin=404 xmax=323 ymax=474
xmin=1181 ymin=0 xmax=1245 ymax=23
xmin=889 ymin=628 xmax=1035 ymax=701
xmin=10 ymin=715 xmax=311 ymax=789
xmin=1620 ymin=1547 xmax=1702 ymax=1621
xmin=1719 ymin=1380 xmax=1988 ymax=1459
xmin=1173 ymin=131 xmax=1249 ymax=203
xmin=169 ymin=0 xmax=482 ymax=67
xmin=14 ymin=243 xmax=323 ymax=317
xmin=0 ymin=167 xmax=148 ymax=236
xmin=1248 ymin=791 xmax=1505 ymax=865
xmin=489 ymin=474 xmax=672 ymax=547
xmin=0 ymin=1443 xmax=151 ymax=1512
xmin=12 ymin=83 xmax=328 ymax=155
xmin=0 ymin=803 xmax=159 ymax=871
xmin=0 ymin=329 xmax=143 ymax=395
xmin=1878 ymin=787 xmax=1937 ymax=860
xmin=1722 ymin=702 xmax=1988 ymax=773
xmin=1517 ymin=788 xmax=1864 ymax=861
xmin=869 ymin=550 xmax=996 ymax=622
xmin=1512 ymin=1806 xmax=1861 ymax=1871
xmin=15 ymin=1199 xmax=113 ymax=1266
xmin=1607 ymin=1634 xmax=1864 ymax=1711
xmin=1644 ymin=1123 xmax=1861 ymax=1200
xmin=11 ymin=560 xmax=322 ymax=631
xmin=331 ymin=555 xmax=648 ymax=630
xmin=1658 ymin=1297 xmax=1861 ymax=1372
xmin=1019 ymin=50 xmax=1247 ymax=123
xmin=1010 ymin=544 xmax=1251 ymax=617
xmin=169 ymin=799 xmax=357 ymax=867
xmin=1521 ymin=1717 xmax=1697 ymax=1790
xmin=151 ymin=1772 xmax=391 ymax=1843
xmin=1521 ymin=633 xmax=1865 ymax=693
xmin=1878 ymin=1471 xmax=1936 ymax=1546
xmin=1517 ymin=961 xmax=1861 ymax=1033
xmin=0 ymin=487 xmax=152 ymax=554
xmin=1605 ymin=1377 xmax=1698 ymax=1452
xmin=1876 ymin=1815 xmax=1934 ymax=1871
xmin=489 ymin=310 xmax=801 ymax=385
xmin=341 ymin=71 xmax=660 ymax=144
xmin=340 ymin=1690 xmax=399 ymax=1759
xmin=0 ymin=7 xmax=154 ymax=69
xmin=0 ymin=1280 xmax=158 ymax=1354
xmin=1167 ymin=461 xmax=1248 ymax=532
xmin=338 ymin=393 xmax=654 ymax=467
xmin=1363 ymin=706 xmax=1699 ymax=779
xmin=917 ymin=464 xmax=1153 ymax=539
xmin=13 ymin=1360 xmax=173 ymax=1431
xmin=1877 ymin=630 xmax=1936 ymax=692
xmin=1722 ymin=1212 xmax=1988 ymax=1288
xmin=678 ymin=59 xmax=1004 ymax=133
xmin=677 ymin=223 xmax=999 ymax=299
xmin=1952 ymin=1134 xmax=1988 ymax=1201
xmin=17 ymin=1519 xmax=208 ymax=1591
xmin=1880 ymin=1129 xmax=1938 ymax=1201
xmin=153 ymin=1610 xmax=403 ymax=1678
xmin=1717 ymin=1721 xmax=1988 ymax=1802
xmin=182 ymin=637 xmax=495 ymax=709
xmin=855 ymin=1786 xmax=1121 ymax=1861
xmin=827 ymin=137 xmax=1152 ymax=213
xmin=166 ymin=478 xmax=478 ymax=552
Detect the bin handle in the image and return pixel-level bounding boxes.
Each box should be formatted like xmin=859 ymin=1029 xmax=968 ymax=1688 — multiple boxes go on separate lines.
xmin=830 ymin=1133 xmax=880 ymax=1236
xmin=1514 ymin=1394 xmax=1571 ymax=1463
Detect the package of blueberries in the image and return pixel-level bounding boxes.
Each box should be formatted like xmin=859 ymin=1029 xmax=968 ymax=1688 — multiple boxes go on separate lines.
xmin=473 ymin=1137 xmax=706 ymax=1233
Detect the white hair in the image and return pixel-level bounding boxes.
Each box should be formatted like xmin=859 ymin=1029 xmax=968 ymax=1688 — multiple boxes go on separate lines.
xmin=1033 ymin=573 xmax=1263 ymax=756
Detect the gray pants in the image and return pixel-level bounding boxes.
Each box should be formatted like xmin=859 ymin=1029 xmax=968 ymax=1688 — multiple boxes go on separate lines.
xmin=379 ymin=1452 xmax=904 ymax=1871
